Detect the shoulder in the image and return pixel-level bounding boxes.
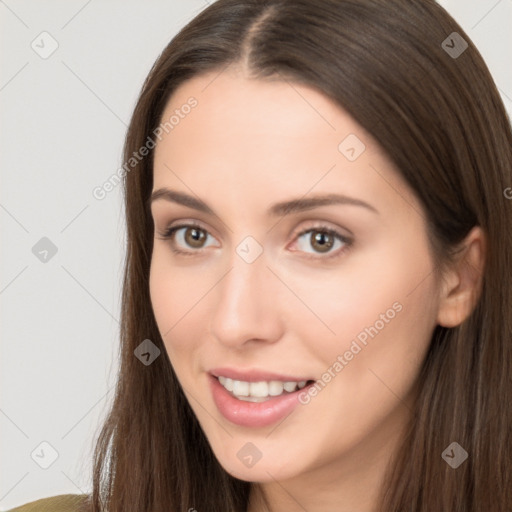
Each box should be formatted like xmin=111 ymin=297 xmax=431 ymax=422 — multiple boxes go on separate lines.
xmin=6 ymin=494 xmax=90 ymax=512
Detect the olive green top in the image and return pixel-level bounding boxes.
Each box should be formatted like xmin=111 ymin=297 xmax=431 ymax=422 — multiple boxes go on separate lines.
xmin=7 ymin=494 xmax=89 ymax=512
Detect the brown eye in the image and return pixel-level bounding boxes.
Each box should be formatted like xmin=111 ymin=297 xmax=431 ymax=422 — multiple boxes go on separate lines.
xmin=293 ymin=226 xmax=350 ymax=258
xmin=310 ymin=231 xmax=335 ymax=253
xmin=183 ymin=227 xmax=207 ymax=248
xmin=161 ymin=224 xmax=218 ymax=253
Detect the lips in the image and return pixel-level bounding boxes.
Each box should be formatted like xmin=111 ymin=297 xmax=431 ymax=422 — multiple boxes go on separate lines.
xmin=208 ymin=368 xmax=316 ymax=428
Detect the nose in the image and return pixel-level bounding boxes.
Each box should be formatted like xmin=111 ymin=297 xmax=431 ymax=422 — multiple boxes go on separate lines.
xmin=208 ymin=252 xmax=285 ymax=348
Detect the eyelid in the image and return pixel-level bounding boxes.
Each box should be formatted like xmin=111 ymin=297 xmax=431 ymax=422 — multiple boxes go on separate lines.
xmin=290 ymin=220 xmax=351 ymax=239
xmin=157 ymin=218 xmax=217 ymax=239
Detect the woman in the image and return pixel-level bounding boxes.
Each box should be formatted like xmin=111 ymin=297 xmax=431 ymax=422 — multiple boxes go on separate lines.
xmin=10 ymin=0 xmax=512 ymax=510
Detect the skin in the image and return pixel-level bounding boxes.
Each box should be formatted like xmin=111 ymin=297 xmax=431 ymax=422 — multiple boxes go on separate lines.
xmin=149 ymin=65 xmax=485 ymax=512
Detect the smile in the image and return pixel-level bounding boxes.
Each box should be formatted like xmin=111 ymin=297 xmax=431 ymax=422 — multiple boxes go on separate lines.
xmin=209 ymin=371 xmax=316 ymax=427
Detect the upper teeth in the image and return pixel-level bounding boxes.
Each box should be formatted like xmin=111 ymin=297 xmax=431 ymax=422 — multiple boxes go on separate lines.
xmin=218 ymin=376 xmax=307 ymax=401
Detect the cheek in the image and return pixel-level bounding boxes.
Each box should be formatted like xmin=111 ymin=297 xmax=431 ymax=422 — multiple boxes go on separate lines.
xmin=325 ymin=244 xmax=436 ymax=413
xmin=149 ymin=250 xmax=209 ymax=359
xmin=276 ymin=270 xmax=436 ymax=459
xmin=284 ymin=235 xmax=434 ymax=342
xmin=283 ymin=230 xmax=437 ymax=398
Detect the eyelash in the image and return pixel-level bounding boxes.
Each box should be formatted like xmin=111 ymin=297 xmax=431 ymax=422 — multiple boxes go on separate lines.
xmin=156 ymin=222 xmax=353 ymax=260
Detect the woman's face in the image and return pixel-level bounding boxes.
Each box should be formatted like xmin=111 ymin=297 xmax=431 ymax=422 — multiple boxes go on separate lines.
xmin=149 ymin=67 xmax=441 ymax=485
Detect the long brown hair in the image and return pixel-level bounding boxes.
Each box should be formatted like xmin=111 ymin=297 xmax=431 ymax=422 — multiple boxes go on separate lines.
xmin=87 ymin=1 xmax=512 ymax=510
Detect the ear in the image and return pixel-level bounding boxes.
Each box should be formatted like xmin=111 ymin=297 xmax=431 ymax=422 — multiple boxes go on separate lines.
xmin=436 ymin=226 xmax=486 ymax=328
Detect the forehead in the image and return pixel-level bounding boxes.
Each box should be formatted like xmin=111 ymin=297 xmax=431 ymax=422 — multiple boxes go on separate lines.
xmin=151 ymin=68 xmax=417 ymax=217
xmin=155 ymin=67 xmax=378 ymax=160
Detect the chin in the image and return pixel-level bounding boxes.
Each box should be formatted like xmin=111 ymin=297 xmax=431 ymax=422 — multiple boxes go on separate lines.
xmin=211 ymin=441 xmax=304 ymax=483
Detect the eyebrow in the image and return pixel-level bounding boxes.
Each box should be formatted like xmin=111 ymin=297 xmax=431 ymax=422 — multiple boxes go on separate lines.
xmin=149 ymin=187 xmax=379 ymax=216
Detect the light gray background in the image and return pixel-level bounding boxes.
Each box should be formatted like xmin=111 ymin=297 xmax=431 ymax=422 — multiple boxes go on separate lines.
xmin=1 ymin=0 xmax=511 ymax=509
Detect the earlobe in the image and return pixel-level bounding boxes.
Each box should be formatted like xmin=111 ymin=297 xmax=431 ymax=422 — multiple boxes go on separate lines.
xmin=436 ymin=226 xmax=486 ymax=328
